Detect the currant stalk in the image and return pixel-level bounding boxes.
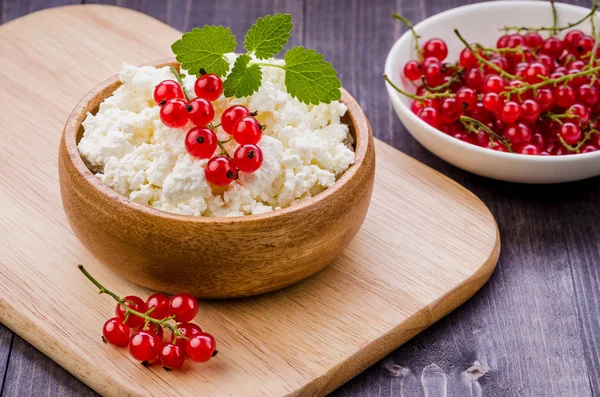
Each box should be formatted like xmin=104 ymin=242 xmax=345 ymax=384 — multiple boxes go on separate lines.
xmin=559 ymin=127 xmax=599 ymax=152
xmin=454 ymin=29 xmax=520 ymax=81
xmin=383 ymin=74 xmax=455 ymax=101
xmin=460 ymin=115 xmax=513 ymax=152
xmin=78 ymin=265 xmax=188 ymax=341
xmin=169 ymin=66 xmax=191 ymax=101
xmin=392 ymin=12 xmax=423 ymax=61
xmin=502 ymin=0 xmax=598 ymax=34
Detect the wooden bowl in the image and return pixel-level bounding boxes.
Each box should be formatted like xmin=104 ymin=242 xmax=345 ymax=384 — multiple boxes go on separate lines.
xmin=58 ymin=60 xmax=375 ymax=298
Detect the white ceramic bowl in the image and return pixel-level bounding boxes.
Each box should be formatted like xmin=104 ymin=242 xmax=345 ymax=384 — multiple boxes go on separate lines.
xmin=385 ymin=0 xmax=600 ymax=184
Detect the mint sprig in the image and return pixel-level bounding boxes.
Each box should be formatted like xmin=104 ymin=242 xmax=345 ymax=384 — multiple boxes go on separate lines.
xmin=171 ymin=14 xmax=341 ymax=105
xmin=171 ymin=26 xmax=236 ymax=77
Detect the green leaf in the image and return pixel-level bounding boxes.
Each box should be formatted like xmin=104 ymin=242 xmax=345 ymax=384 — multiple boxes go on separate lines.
xmin=283 ymin=46 xmax=342 ymax=105
xmin=244 ymin=14 xmax=293 ymax=59
xmin=223 ymin=55 xmax=262 ymax=98
xmin=171 ymin=26 xmax=237 ymax=77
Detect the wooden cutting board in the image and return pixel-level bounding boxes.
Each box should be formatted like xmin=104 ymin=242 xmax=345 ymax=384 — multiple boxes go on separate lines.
xmin=0 ymin=5 xmax=500 ymax=397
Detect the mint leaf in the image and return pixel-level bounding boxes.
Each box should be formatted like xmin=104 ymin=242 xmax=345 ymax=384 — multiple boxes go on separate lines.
xmin=223 ymin=55 xmax=262 ymax=98
xmin=171 ymin=26 xmax=236 ymax=77
xmin=244 ymin=14 xmax=292 ymax=59
xmin=283 ymin=46 xmax=342 ymax=105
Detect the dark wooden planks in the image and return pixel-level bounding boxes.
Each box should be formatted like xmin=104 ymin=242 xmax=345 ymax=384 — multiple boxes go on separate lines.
xmin=1 ymin=0 xmax=79 ymax=23
xmin=1 ymin=335 xmax=96 ymax=397
xmin=0 ymin=324 xmax=14 ymax=395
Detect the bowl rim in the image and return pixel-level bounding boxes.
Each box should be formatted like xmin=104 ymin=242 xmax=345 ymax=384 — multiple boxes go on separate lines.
xmin=63 ymin=59 xmax=372 ymax=223
xmin=384 ymin=0 xmax=600 ymax=163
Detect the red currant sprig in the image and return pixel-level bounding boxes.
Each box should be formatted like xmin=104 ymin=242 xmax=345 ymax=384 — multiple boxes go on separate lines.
xmin=78 ymin=265 xmax=217 ymax=370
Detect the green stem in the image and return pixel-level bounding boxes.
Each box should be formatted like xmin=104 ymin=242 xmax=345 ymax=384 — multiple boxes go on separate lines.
xmin=558 ymin=128 xmax=598 ymax=152
xmin=252 ymin=62 xmax=285 ymax=69
xmin=551 ymin=0 xmax=558 ymax=36
xmin=460 ymin=115 xmax=513 ymax=152
xmin=170 ymin=66 xmax=191 ymax=102
xmin=502 ymin=0 xmax=598 ymax=33
xmin=505 ymin=65 xmax=600 ymax=99
xmin=78 ymin=265 xmax=184 ymax=336
xmin=217 ymin=140 xmax=232 ymax=158
xmin=454 ymin=29 xmax=520 ymax=81
xmin=383 ymin=74 xmax=455 ymax=101
xmin=392 ymin=13 xmax=422 ymax=61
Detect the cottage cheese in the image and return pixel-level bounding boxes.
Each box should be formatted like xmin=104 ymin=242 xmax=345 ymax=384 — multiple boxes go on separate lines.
xmin=78 ymin=58 xmax=355 ymax=217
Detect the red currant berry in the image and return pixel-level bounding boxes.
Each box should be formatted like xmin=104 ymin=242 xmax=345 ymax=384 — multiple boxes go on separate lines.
xmin=194 ymin=73 xmax=223 ymax=101
xmin=154 ymin=80 xmax=184 ymax=105
xmin=115 ymin=296 xmax=146 ymax=328
xmin=566 ymin=68 xmax=586 ymax=88
xmin=410 ymin=100 xmax=424 ymax=114
xmin=524 ymin=32 xmax=543 ymax=49
xmin=147 ymin=323 xmax=164 ymax=342
xmin=533 ymin=132 xmax=547 ymax=149
xmin=205 ymin=156 xmax=237 ymax=186
xmin=576 ymin=84 xmax=599 ymax=107
xmin=506 ymin=34 xmax=525 ymax=48
xmin=568 ymin=60 xmax=586 ymax=70
xmin=497 ymin=34 xmax=510 ymax=48
xmin=186 ymin=333 xmax=216 ymax=363
xmin=403 ymin=60 xmax=424 ymax=81
xmin=459 ymin=48 xmax=479 ymax=68
xmin=482 ymin=74 xmax=506 ymax=94
xmin=555 ymin=85 xmax=575 ymax=107
xmin=456 ymin=87 xmax=477 ymax=111
xmin=567 ymin=103 xmax=590 ymax=126
xmin=524 ymin=62 xmax=549 ymax=84
xmin=102 ymin=317 xmax=131 ymax=347
xmin=146 ymin=293 xmax=170 ymax=320
xmin=519 ymin=144 xmax=541 ymax=155
xmin=468 ymin=102 xmax=492 ymax=124
xmin=168 ymin=293 xmax=199 ymax=323
xmin=186 ymin=98 xmax=215 ymax=126
xmin=581 ymin=144 xmax=598 ymax=153
xmin=520 ymin=99 xmax=541 ymax=124
xmin=221 ymin=105 xmax=252 ymax=135
xmin=500 ymin=101 xmax=522 ymax=124
xmin=560 ymin=122 xmax=582 ymax=145
xmin=504 ymin=123 xmax=533 ymax=146
xmin=128 ymin=330 xmax=162 ymax=362
xmin=535 ymin=88 xmax=555 ymax=112
xmin=482 ymin=92 xmax=503 ymax=113
xmin=160 ymin=344 xmax=186 ymax=370
xmin=484 ymin=56 xmax=508 ymax=75
xmin=172 ymin=323 xmax=203 ymax=349
xmin=233 ymin=144 xmax=263 ymax=173
xmin=439 ymin=98 xmax=461 ymax=123
xmin=185 ymin=127 xmax=218 ymax=159
xmin=464 ymin=68 xmax=484 ymax=91
xmin=417 ymin=106 xmax=441 ymax=128
xmin=565 ymin=29 xmax=585 ymax=52
xmin=423 ymin=38 xmax=448 ymax=61
xmin=233 ymin=116 xmax=263 ymax=145
xmin=540 ymin=37 xmax=564 ymax=59
xmin=423 ymin=57 xmax=441 ymax=68
xmin=424 ymin=62 xmax=444 ymax=86
xmin=576 ymin=35 xmax=595 ymax=57
xmin=537 ymin=54 xmax=555 ymax=72
xmin=160 ymin=99 xmax=189 ymax=128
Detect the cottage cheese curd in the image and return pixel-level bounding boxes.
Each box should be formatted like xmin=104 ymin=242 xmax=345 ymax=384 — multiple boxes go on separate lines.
xmin=78 ymin=58 xmax=355 ymax=217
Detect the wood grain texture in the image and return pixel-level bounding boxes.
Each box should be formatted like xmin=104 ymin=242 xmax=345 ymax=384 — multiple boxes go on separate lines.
xmin=0 ymin=3 xmax=498 ymax=397
xmin=59 ymin=65 xmax=375 ymax=298
xmin=2 ymin=0 xmax=600 ymax=396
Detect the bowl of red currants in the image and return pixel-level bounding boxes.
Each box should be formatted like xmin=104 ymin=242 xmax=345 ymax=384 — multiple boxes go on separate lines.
xmin=384 ymin=0 xmax=600 ymax=183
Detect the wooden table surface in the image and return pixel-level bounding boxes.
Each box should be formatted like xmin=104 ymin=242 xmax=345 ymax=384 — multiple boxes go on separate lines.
xmin=1 ymin=0 xmax=599 ymax=396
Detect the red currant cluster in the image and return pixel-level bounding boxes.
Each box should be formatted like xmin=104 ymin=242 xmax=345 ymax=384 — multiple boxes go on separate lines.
xmin=79 ymin=265 xmax=216 ymax=370
xmin=153 ymin=68 xmax=264 ymax=186
xmin=387 ymin=8 xmax=600 ymax=155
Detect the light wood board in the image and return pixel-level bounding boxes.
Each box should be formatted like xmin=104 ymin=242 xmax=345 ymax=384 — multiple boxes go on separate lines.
xmin=0 ymin=5 xmax=500 ymax=397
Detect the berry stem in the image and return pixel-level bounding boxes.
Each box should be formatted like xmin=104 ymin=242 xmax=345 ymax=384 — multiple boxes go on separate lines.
xmin=217 ymin=140 xmax=232 ymax=158
xmin=392 ymin=13 xmax=423 ymax=61
xmin=551 ymin=0 xmax=558 ymax=36
xmin=78 ymin=265 xmax=187 ymax=338
xmin=460 ymin=115 xmax=513 ymax=152
xmin=502 ymin=0 xmax=598 ymax=33
xmin=559 ymin=127 xmax=598 ymax=152
xmin=169 ymin=66 xmax=192 ymax=102
xmin=454 ymin=29 xmax=520 ymax=81
xmin=383 ymin=74 xmax=455 ymax=101
xmin=505 ymin=65 xmax=600 ymax=99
